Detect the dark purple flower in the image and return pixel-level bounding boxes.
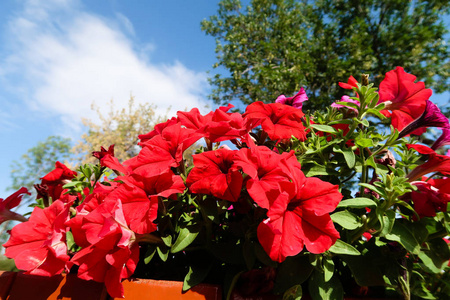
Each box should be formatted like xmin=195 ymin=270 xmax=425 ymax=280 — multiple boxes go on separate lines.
xmin=398 ymin=100 xmax=449 ymax=138
xmin=432 ymin=128 xmax=450 ymax=150
xmin=275 ymin=87 xmax=308 ymax=109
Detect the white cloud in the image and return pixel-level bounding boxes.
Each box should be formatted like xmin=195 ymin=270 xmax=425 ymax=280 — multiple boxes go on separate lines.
xmin=0 ymin=0 xmax=209 ymax=134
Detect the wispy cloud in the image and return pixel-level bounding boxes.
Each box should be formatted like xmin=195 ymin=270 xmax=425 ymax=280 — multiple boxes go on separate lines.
xmin=0 ymin=0 xmax=209 ymax=133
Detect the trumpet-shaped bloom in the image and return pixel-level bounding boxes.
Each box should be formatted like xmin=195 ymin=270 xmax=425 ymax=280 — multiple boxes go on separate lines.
xmin=410 ymin=181 xmax=450 ymax=218
xmin=432 ymin=129 xmax=450 ymax=150
xmin=407 ymin=144 xmax=450 ymax=181
xmin=275 ymin=87 xmax=308 ymax=109
xmin=69 ymin=199 xmax=139 ymax=298
xmin=398 ymin=100 xmax=450 ymax=138
xmin=186 ymin=149 xmax=243 ymax=202
xmin=92 ymin=145 xmax=129 ymax=175
xmin=331 ymin=95 xmax=360 ymax=113
xmin=339 ymin=76 xmax=358 ymax=90
xmin=243 ymin=102 xmax=306 ymax=141
xmin=131 ymin=123 xmax=202 ymax=177
xmin=3 ymin=200 xmax=70 ymax=276
xmin=378 ymin=67 xmax=432 ymax=133
xmin=233 ymin=147 xmax=295 ymax=209
xmin=37 ymin=162 xmax=77 ymax=203
xmin=257 ymin=176 xmax=342 ymax=262
xmin=0 ymin=187 xmax=29 ymax=224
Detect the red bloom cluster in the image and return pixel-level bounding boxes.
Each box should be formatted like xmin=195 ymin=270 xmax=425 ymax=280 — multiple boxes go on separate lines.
xmin=3 ymin=100 xmax=332 ymax=298
xmin=4 ymin=66 xmax=447 ymax=298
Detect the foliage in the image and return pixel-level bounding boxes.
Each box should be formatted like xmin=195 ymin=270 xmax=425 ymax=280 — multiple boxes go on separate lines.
xmin=2 ymin=67 xmax=450 ymax=300
xmin=73 ymin=96 xmax=168 ymax=165
xmin=201 ymin=0 xmax=450 ymax=111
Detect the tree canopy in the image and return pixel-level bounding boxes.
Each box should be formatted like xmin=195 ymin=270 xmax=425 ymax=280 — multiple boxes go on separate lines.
xmin=9 ymin=135 xmax=73 ymax=204
xmin=202 ymin=0 xmax=450 ymax=111
xmin=73 ymin=97 xmax=167 ymax=165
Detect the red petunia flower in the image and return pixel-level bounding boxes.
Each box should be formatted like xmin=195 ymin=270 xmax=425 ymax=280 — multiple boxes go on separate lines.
xmin=243 ymin=102 xmax=306 ymax=141
xmin=36 ymin=161 xmax=77 ymax=204
xmin=3 ymin=200 xmax=70 ymax=276
xmin=257 ymin=175 xmax=342 ymax=262
xmin=69 ymin=199 xmax=139 ymax=298
xmin=92 ymin=145 xmax=129 ymax=175
xmin=233 ymin=147 xmax=296 ymax=209
xmin=410 ymin=180 xmax=450 ymax=218
xmin=378 ymin=67 xmax=432 ymax=133
xmin=339 ymin=76 xmax=358 ymax=90
xmin=0 ymin=187 xmax=29 ymax=224
xmin=186 ymin=149 xmax=243 ymax=202
xmin=131 ymin=123 xmax=202 ymax=177
xmin=406 ymin=144 xmax=450 ymax=181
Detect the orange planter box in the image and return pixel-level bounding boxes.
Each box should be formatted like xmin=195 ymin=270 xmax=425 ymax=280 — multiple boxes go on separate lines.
xmin=112 ymin=278 xmax=222 ymax=300
xmin=3 ymin=272 xmax=107 ymax=300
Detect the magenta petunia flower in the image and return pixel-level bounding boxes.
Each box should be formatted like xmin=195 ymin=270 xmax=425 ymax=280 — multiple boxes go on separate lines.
xmin=432 ymin=128 xmax=450 ymax=150
xmin=275 ymin=87 xmax=308 ymax=109
xmin=331 ymin=95 xmax=360 ymax=113
xmin=398 ymin=100 xmax=449 ymax=138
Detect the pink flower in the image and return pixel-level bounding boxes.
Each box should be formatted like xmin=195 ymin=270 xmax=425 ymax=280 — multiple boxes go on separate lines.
xmin=3 ymin=200 xmax=70 ymax=276
xmin=275 ymin=87 xmax=308 ymax=109
xmin=331 ymin=95 xmax=360 ymax=113
xmin=0 ymin=187 xmax=29 ymax=224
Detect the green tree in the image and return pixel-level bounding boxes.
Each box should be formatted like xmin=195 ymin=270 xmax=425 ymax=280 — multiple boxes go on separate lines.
xmin=9 ymin=135 xmax=73 ymax=204
xmin=201 ymin=0 xmax=450 ymax=111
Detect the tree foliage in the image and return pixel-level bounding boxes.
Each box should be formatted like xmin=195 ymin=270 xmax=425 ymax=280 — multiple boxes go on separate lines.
xmin=201 ymin=0 xmax=450 ymax=111
xmin=73 ymin=96 xmax=168 ymax=165
xmin=9 ymin=135 xmax=73 ymax=204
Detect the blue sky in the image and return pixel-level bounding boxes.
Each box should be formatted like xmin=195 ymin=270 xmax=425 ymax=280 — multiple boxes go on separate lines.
xmin=0 ymin=0 xmax=449 ymax=204
xmin=0 ymin=0 xmax=221 ymax=199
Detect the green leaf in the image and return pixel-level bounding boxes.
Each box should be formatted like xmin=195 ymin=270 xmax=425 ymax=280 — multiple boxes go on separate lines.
xmin=283 ymin=285 xmax=302 ymax=300
xmin=366 ymin=108 xmax=386 ymax=120
xmin=386 ymin=222 xmax=421 ymax=255
xmin=161 ymin=235 xmax=172 ymax=247
xmin=337 ymin=197 xmax=377 ymax=209
xmin=157 ymin=245 xmax=169 ymax=262
xmin=333 ymin=146 xmax=355 ymax=169
xmin=418 ymin=238 xmax=450 ymax=273
xmin=302 ymin=164 xmax=338 ymax=177
xmin=379 ymin=210 xmax=395 ymax=237
xmin=355 ymin=137 xmax=374 ymax=148
xmin=328 ymin=239 xmax=360 ymax=255
xmin=310 ymin=124 xmax=338 ymax=133
xmin=341 ymin=254 xmax=387 ymax=287
xmin=274 ymin=255 xmax=314 ymax=294
xmin=308 ymin=270 xmax=343 ymax=300
xmin=144 ymin=246 xmax=157 ymax=264
xmin=331 ymin=210 xmax=362 ymax=230
xmin=323 ymin=258 xmax=335 ymax=282
xmin=182 ymin=261 xmax=213 ymax=292
xmin=334 ymin=101 xmax=360 ymax=110
xmin=171 ymin=226 xmax=200 ymax=253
